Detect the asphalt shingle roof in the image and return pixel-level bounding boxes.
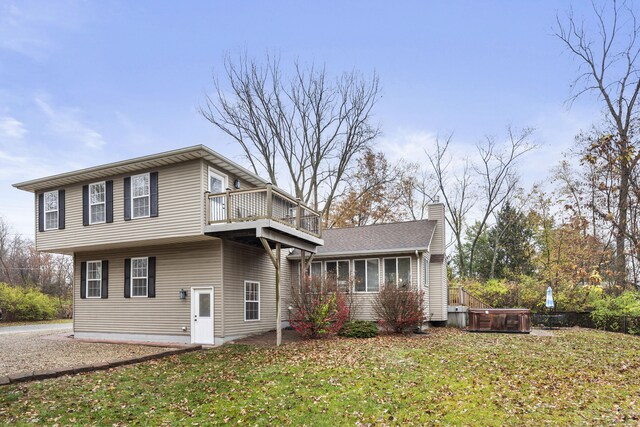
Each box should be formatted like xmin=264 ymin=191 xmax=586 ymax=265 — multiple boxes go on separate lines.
xmin=291 ymin=219 xmax=437 ymax=257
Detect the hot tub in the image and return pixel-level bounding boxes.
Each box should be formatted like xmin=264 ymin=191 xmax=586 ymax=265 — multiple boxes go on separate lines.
xmin=468 ymin=308 xmax=531 ymax=333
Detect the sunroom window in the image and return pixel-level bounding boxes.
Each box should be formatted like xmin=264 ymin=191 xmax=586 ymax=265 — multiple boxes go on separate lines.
xmin=384 ymin=257 xmax=411 ymax=287
xmin=354 ymin=259 xmax=379 ymax=292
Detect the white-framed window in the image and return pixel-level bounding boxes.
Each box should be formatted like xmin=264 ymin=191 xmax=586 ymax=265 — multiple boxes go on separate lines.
xmin=310 ymin=261 xmax=322 ymax=279
xmin=86 ymin=260 xmax=102 ymax=298
xmin=325 ymin=260 xmax=350 ymax=289
xmin=89 ymin=182 xmax=106 ymax=224
xmin=384 ymin=257 xmax=412 ymax=287
xmin=354 ymin=259 xmax=379 ymax=292
xmin=244 ymin=280 xmax=260 ymax=321
xmin=44 ymin=191 xmax=59 ymax=230
xmin=131 ymin=257 xmax=148 ymax=297
xmin=131 ymin=173 xmax=150 ymax=218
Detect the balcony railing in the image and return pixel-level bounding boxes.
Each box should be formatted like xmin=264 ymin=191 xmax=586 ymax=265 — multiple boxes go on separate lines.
xmin=206 ymin=185 xmax=322 ymax=237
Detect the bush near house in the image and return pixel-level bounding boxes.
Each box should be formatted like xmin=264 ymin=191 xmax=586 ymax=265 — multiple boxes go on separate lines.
xmin=339 ymin=320 xmax=379 ymax=338
xmin=289 ymin=277 xmax=349 ymax=339
xmin=373 ymin=284 xmax=425 ymax=333
xmin=0 ymin=283 xmax=64 ymax=321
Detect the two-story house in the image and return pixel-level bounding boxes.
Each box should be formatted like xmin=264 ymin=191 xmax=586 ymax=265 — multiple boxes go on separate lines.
xmin=14 ymin=145 xmax=447 ymax=345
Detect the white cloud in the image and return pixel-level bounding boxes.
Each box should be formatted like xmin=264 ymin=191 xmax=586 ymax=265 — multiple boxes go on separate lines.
xmin=0 ymin=116 xmax=27 ymax=139
xmin=36 ymin=97 xmax=106 ymax=149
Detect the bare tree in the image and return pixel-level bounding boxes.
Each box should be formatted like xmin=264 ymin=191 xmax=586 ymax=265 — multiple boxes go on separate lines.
xmin=556 ymin=0 xmax=640 ymax=287
xmin=426 ymin=134 xmax=476 ymax=276
xmin=467 ymin=127 xmax=535 ymax=276
xmin=425 ymin=128 xmax=534 ymax=277
xmin=200 ymin=54 xmax=381 ymax=219
xmin=399 ymin=165 xmax=439 ymax=221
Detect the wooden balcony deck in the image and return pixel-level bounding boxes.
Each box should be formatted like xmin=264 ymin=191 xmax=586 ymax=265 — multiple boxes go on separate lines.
xmin=203 ymin=184 xmax=323 ymax=252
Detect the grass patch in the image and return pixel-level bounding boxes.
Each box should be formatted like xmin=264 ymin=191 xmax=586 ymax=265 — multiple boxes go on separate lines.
xmin=0 ymin=319 xmax=72 ymax=328
xmin=1 ymin=328 xmax=639 ymax=425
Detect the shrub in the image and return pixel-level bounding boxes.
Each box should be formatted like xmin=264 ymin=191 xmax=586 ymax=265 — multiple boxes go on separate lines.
xmin=289 ymin=276 xmax=349 ymax=339
xmin=591 ymin=291 xmax=640 ymax=334
xmin=373 ymin=284 xmax=425 ymax=333
xmin=339 ymin=320 xmax=379 ymax=338
xmin=0 ymin=283 xmax=59 ymax=321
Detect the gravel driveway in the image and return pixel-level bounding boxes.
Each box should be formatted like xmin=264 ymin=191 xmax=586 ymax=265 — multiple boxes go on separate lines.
xmin=0 ymin=330 xmax=175 ymax=377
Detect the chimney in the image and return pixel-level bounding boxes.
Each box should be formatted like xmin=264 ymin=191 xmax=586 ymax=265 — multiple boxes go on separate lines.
xmin=427 ymin=203 xmax=445 ymax=255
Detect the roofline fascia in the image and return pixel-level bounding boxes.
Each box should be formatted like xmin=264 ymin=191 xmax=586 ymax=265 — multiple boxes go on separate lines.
xmin=13 ymin=144 xmax=270 ymax=192
xmin=287 ymin=247 xmax=431 ymax=260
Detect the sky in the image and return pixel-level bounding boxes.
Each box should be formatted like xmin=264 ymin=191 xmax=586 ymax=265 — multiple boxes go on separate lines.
xmin=0 ymin=0 xmax=612 ymax=238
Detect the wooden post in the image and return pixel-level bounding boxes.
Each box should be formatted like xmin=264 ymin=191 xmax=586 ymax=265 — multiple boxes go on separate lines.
xmin=459 ymin=287 xmax=465 ymax=306
xmin=204 ymin=191 xmax=211 ymax=224
xmin=275 ymin=242 xmax=281 ymax=346
xmin=296 ymin=198 xmax=301 ymax=230
xmin=259 ymin=237 xmax=282 ymax=346
xmin=300 ymin=249 xmax=306 ymax=289
xmin=266 ymin=183 xmax=273 ymax=219
xmin=225 ymin=188 xmax=232 ymax=223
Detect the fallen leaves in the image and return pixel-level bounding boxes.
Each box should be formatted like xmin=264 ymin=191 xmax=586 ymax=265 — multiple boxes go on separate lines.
xmin=0 ymin=328 xmax=639 ymax=425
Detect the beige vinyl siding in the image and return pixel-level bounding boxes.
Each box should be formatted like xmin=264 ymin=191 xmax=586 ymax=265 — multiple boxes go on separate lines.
xmin=222 ymin=240 xmax=279 ymax=337
xmin=428 ymin=261 xmax=447 ymax=321
xmin=38 ymin=160 xmax=204 ymax=253
xmin=74 ymin=240 xmax=222 ymax=338
xmin=201 ymin=160 xmax=257 ymax=193
xmin=427 ymin=204 xmax=445 ymax=254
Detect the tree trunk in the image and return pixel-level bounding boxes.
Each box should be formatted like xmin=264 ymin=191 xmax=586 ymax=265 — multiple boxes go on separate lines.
xmin=617 ymin=158 xmax=629 ymax=289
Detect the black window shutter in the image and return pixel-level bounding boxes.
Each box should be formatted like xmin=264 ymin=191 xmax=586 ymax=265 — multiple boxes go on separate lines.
xmin=105 ymin=180 xmax=114 ymax=223
xmin=148 ymin=256 xmax=156 ymax=298
xmin=38 ymin=193 xmax=44 ymax=232
xmin=150 ymin=172 xmax=158 ymax=217
xmin=58 ymin=190 xmax=65 ymax=229
xmin=124 ymin=177 xmax=131 ymax=221
xmin=80 ymin=261 xmax=87 ymax=299
xmin=82 ymin=185 xmax=89 ymax=226
xmin=101 ymin=260 xmax=109 ymax=299
xmin=124 ymin=258 xmax=131 ymax=298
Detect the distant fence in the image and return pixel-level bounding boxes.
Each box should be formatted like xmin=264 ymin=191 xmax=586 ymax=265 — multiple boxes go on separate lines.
xmin=532 ymin=311 xmax=640 ymax=335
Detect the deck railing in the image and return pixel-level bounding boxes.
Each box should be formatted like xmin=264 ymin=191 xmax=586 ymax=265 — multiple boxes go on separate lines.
xmin=449 ymin=286 xmax=492 ymax=309
xmin=206 ymin=184 xmax=322 ymax=237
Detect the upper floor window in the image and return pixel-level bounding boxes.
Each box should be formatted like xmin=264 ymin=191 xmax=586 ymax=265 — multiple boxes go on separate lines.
xmin=131 ymin=173 xmax=150 ymax=218
xmin=87 ymin=260 xmax=102 ymax=298
xmin=354 ymin=259 xmax=379 ymax=292
xmin=384 ymin=257 xmax=411 ymax=287
xmin=89 ymin=182 xmax=106 ymax=224
xmin=44 ymin=191 xmax=59 ymax=230
xmin=131 ymin=257 xmax=148 ymax=297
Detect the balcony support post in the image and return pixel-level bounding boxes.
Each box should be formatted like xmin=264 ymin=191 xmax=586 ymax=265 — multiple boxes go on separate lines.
xmin=260 ymin=237 xmax=282 ymax=346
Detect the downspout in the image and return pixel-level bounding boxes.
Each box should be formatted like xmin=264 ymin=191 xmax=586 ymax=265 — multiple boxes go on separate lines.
xmin=416 ymin=250 xmax=426 ymax=332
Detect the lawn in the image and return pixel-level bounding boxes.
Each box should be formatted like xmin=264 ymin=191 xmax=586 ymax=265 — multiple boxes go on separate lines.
xmin=1 ymin=328 xmax=639 ymax=426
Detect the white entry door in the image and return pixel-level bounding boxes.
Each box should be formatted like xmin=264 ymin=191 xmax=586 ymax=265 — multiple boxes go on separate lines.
xmin=209 ymin=168 xmax=228 ymax=222
xmin=191 ymin=288 xmax=214 ymax=344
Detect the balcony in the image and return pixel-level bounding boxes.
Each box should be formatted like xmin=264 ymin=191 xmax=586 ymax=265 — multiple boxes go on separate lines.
xmin=203 ymin=185 xmax=323 ymax=252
